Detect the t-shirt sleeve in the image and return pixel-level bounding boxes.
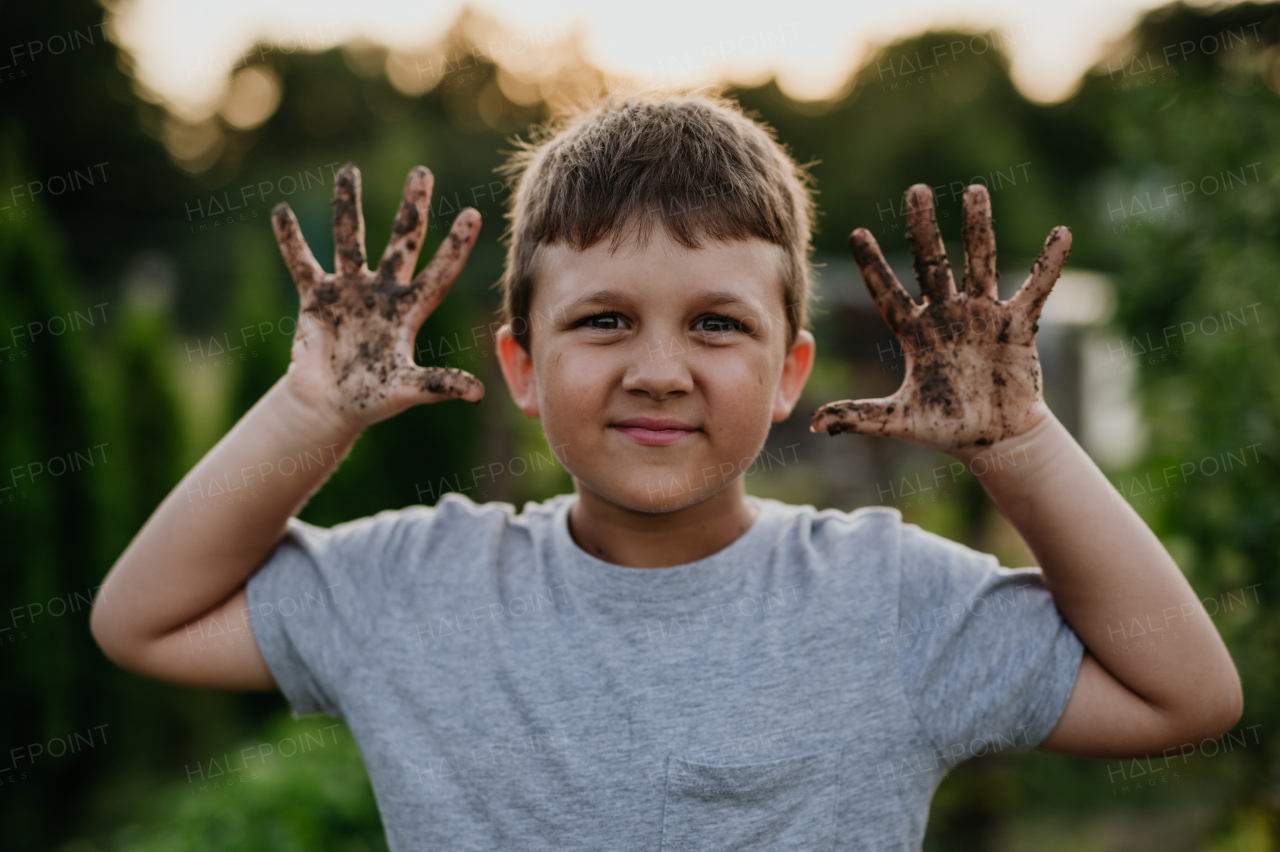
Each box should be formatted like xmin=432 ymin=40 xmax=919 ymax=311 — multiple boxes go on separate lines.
xmin=245 ymin=507 xmax=423 ymax=718
xmin=895 ymin=522 xmax=1084 ymax=759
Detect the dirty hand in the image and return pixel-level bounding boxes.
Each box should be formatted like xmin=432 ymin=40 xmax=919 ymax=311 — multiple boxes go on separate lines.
xmin=271 ymin=162 xmax=484 ymax=433
xmin=810 ymin=183 xmax=1070 ymax=453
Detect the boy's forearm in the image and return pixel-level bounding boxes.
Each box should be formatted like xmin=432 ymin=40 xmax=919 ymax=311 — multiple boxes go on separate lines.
xmin=91 ymin=375 xmax=360 ymax=659
xmin=956 ymin=412 xmax=1240 ymax=717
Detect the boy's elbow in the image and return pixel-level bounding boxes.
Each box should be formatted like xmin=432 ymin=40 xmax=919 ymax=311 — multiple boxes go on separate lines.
xmin=89 ymin=605 xmax=126 ymax=667
xmin=1206 ymin=670 xmax=1245 ymax=739
xmin=89 ymin=595 xmax=143 ymax=672
xmin=1172 ymin=666 xmax=1244 ymax=746
xmin=91 ymin=623 xmax=155 ymax=677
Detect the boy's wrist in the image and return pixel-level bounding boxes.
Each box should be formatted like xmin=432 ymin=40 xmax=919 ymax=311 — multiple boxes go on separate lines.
xmin=267 ymin=374 xmax=364 ymax=448
xmin=951 ymin=408 xmax=1073 ymax=499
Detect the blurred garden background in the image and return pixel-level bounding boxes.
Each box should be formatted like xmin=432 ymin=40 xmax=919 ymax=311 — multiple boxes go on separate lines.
xmin=1 ymin=0 xmax=1277 ymax=849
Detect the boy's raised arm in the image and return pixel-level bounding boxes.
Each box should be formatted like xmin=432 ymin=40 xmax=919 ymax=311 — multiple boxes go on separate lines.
xmin=812 ymin=184 xmax=1242 ymax=758
xmin=89 ymin=164 xmax=483 ymax=690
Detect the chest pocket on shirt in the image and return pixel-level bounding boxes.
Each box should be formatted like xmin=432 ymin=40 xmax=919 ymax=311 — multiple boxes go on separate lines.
xmin=659 ymin=745 xmax=842 ymax=852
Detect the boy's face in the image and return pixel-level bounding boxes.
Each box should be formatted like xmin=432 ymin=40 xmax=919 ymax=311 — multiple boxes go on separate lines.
xmin=496 ymin=226 xmax=815 ymax=514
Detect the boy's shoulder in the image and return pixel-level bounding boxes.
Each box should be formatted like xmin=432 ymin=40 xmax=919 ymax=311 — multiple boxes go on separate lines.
xmin=291 ymin=491 xmax=573 ymax=540
xmin=759 ymin=499 xmax=1032 ymax=594
xmin=761 ymin=497 xmax=906 ymax=549
xmin=774 ymin=498 xmax=903 ymax=530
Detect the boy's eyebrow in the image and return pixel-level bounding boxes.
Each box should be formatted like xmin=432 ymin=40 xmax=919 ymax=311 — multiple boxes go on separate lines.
xmin=566 ymin=289 xmax=626 ymax=308
xmin=695 ymin=290 xmax=752 ymax=308
xmin=565 ymin=289 xmax=752 ymax=309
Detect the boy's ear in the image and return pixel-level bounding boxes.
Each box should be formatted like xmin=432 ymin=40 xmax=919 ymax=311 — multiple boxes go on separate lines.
xmin=495 ymin=325 xmax=540 ymax=418
xmin=772 ymin=330 xmax=816 ymax=423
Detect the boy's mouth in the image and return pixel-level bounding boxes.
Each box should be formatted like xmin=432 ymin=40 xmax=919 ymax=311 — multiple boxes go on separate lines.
xmin=610 ymin=417 xmax=700 ymax=447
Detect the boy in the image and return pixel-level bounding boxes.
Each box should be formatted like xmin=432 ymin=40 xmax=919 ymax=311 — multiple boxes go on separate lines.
xmin=91 ymin=92 xmax=1241 ymax=850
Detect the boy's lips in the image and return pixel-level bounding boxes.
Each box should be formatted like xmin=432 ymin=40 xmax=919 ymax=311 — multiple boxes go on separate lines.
xmin=610 ymin=417 xmax=700 ymax=447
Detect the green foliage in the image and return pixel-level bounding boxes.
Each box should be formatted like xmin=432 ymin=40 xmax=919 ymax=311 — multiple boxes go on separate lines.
xmin=105 ymin=717 xmax=386 ymax=852
xmin=1086 ymin=0 xmax=1280 ymax=822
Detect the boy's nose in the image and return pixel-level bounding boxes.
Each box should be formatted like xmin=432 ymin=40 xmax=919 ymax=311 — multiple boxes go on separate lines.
xmin=623 ymin=337 xmax=695 ymax=400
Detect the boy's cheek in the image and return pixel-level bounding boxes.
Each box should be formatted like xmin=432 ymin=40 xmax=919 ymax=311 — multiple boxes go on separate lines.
xmin=533 ymin=385 xmax=602 ymax=475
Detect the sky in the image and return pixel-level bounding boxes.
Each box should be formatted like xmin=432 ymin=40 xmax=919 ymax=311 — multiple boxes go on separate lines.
xmin=108 ymin=0 xmax=1194 ymax=120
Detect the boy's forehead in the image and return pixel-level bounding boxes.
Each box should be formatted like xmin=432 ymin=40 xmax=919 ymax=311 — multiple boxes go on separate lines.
xmin=531 ymin=230 xmax=788 ymax=310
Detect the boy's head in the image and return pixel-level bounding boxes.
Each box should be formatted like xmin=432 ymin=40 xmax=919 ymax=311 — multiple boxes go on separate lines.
xmin=493 ymin=90 xmax=818 ymax=514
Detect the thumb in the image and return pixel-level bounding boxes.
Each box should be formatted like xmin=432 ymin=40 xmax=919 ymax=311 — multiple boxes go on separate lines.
xmin=389 ymin=365 xmax=485 ymax=407
xmin=810 ymin=396 xmax=909 ymax=437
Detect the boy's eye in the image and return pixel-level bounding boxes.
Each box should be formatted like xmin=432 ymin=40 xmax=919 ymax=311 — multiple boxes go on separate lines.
xmin=695 ymin=315 xmax=745 ymax=334
xmin=579 ymin=312 xmax=628 ymax=331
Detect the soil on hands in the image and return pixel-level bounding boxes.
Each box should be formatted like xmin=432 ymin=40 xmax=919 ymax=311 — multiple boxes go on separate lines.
xmin=813 ymin=183 xmax=1071 ymax=451
xmin=271 ymin=163 xmax=484 ymax=425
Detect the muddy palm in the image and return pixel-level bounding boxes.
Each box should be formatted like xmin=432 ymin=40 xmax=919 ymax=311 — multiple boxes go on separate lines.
xmin=271 ymin=163 xmax=484 ymax=432
xmin=811 ymin=184 xmax=1071 ymax=451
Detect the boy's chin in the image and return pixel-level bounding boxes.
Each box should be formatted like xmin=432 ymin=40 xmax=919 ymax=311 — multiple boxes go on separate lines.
xmin=577 ymin=472 xmax=735 ymax=515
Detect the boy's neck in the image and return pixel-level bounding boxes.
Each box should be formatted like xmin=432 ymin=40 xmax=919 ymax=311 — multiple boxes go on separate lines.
xmin=567 ymin=482 xmax=760 ymax=569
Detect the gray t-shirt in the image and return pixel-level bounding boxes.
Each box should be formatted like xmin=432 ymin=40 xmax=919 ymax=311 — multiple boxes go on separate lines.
xmin=246 ymin=492 xmax=1083 ymax=851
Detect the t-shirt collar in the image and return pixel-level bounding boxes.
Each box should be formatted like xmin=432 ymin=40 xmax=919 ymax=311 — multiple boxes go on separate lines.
xmin=549 ymin=493 xmax=782 ymax=601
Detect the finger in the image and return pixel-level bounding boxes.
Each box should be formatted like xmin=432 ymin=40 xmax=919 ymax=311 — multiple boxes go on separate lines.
xmin=392 ymin=364 xmax=485 ymax=404
xmin=404 ymin=209 xmax=482 ymax=330
xmin=905 ymin=184 xmax=957 ymax=304
xmin=333 ymin=162 xmax=368 ymax=276
xmin=1009 ymin=226 xmax=1072 ymax=333
xmin=271 ymin=203 xmax=326 ymax=295
xmin=378 ymin=166 xmax=434 ymax=283
xmin=850 ymin=228 xmax=916 ymax=333
xmin=961 ymin=185 xmax=998 ymax=300
xmin=810 ymin=396 xmax=909 ymax=437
